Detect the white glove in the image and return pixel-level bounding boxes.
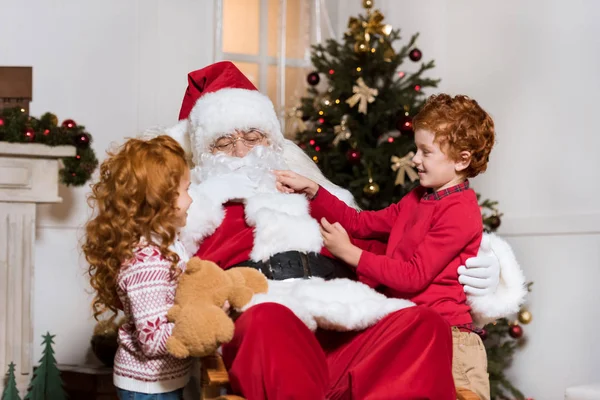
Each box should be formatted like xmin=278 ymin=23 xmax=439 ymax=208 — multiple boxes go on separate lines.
xmin=458 ymin=234 xmax=500 ymax=296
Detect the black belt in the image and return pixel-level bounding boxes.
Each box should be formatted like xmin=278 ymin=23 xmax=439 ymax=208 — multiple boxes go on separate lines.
xmin=231 ymin=251 xmax=356 ymax=281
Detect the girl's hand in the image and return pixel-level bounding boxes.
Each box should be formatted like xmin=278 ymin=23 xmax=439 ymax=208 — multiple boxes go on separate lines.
xmin=273 ymin=170 xmax=319 ymax=199
xmin=320 ymin=218 xmax=362 ymax=267
xmin=222 ymin=300 xmax=231 ymax=314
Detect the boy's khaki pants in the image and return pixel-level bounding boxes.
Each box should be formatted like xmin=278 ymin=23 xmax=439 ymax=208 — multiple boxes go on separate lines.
xmin=452 ymin=327 xmax=490 ymax=400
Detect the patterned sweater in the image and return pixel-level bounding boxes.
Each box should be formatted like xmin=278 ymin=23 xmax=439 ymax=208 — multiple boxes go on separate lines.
xmin=113 ymin=238 xmax=192 ymax=393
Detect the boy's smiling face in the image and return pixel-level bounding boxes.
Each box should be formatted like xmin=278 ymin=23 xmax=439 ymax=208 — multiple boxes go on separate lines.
xmin=412 ymin=129 xmax=471 ymax=191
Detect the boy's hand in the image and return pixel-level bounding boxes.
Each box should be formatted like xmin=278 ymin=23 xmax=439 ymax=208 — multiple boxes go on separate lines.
xmin=273 ymin=170 xmax=319 ymax=199
xmin=320 ymin=218 xmax=362 ymax=267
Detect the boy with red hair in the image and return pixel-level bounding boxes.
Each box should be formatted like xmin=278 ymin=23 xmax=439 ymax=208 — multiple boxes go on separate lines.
xmin=276 ymin=93 xmax=496 ymax=399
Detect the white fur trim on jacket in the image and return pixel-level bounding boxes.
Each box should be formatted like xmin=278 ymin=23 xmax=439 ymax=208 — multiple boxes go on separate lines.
xmin=241 ymin=277 xmax=415 ymax=331
xmin=179 ymin=184 xmax=225 ymax=256
xmin=468 ymin=233 xmax=528 ymax=326
xmin=245 ymin=192 xmax=323 ymax=262
xmin=188 ymin=88 xmax=283 ymax=164
xmin=282 ymin=139 xmax=359 ymax=209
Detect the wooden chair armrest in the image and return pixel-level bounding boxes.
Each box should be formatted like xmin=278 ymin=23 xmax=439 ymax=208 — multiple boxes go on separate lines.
xmin=456 ymin=387 xmax=481 ymax=400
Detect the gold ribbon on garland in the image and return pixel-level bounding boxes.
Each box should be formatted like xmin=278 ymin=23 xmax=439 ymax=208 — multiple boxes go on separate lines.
xmin=346 ymin=78 xmax=378 ymax=114
xmin=391 ymin=152 xmax=419 ymax=186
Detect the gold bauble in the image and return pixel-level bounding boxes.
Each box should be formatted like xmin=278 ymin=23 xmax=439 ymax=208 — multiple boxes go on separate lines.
xmin=363 ymin=181 xmax=380 ymax=196
xmin=48 ymin=113 xmax=59 ymax=127
xmin=518 ymin=309 xmax=532 ymax=324
xmin=362 ymin=0 xmax=374 ymax=9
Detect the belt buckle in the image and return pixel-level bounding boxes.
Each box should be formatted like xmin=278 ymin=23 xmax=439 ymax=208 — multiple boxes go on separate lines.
xmin=299 ymin=252 xmax=311 ymax=278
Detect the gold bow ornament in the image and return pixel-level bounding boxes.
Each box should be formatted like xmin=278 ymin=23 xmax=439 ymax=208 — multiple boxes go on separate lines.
xmin=346 ymin=78 xmax=378 ymax=114
xmin=391 ymin=152 xmax=419 ymax=186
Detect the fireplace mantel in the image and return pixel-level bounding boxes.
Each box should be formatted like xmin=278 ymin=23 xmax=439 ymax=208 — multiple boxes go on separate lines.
xmin=0 ymin=141 xmax=76 ymax=394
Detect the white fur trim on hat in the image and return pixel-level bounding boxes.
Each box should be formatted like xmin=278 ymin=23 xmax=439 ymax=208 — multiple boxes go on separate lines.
xmin=188 ymin=88 xmax=283 ymax=164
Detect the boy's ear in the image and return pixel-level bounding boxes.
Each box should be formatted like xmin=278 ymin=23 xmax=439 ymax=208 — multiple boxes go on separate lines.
xmin=455 ymin=151 xmax=472 ymax=172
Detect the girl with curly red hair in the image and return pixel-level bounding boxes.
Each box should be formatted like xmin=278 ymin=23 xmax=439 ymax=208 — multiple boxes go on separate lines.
xmin=83 ymin=135 xmax=193 ymax=399
xmin=276 ymin=93 xmax=496 ymax=399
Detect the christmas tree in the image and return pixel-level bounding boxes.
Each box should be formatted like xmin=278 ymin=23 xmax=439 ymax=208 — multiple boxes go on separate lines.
xmin=292 ymin=1 xmax=530 ymax=399
xmin=24 ymin=333 xmax=67 ymax=400
xmin=1 ymin=363 xmax=21 ymax=400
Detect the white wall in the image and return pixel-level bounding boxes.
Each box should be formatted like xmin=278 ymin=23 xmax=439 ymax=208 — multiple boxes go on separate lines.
xmin=0 ymin=0 xmax=215 ymax=365
xmin=337 ymin=0 xmax=600 ymax=398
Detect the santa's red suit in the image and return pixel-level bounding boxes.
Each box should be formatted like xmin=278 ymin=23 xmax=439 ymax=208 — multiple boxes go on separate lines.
xmin=164 ymin=61 xmax=526 ymax=400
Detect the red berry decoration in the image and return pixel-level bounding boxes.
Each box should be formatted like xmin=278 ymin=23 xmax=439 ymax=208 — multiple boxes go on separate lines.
xmin=509 ymin=324 xmax=523 ymax=339
xmin=0 ymin=117 xmax=5 ymax=126
xmin=74 ymin=133 xmax=90 ymax=148
xmin=307 ymin=72 xmax=320 ymax=86
xmin=61 ymin=119 xmax=77 ymax=129
xmin=24 ymin=128 xmax=35 ymax=142
xmin=409 ymin=48 xmax=422 ymax=62
xmin=346 ymin=149 xmax=361 ymax=164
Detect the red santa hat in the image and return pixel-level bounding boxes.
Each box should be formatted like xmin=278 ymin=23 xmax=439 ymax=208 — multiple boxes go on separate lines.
xmin=176 ymin=61 xmax=284 ymax=161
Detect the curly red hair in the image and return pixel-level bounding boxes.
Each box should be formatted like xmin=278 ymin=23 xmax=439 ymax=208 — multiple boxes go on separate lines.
xmin=83 ymin=135 xmax=188 ymax=320
xmin=413 ymin=94 xmax=495 ymax=178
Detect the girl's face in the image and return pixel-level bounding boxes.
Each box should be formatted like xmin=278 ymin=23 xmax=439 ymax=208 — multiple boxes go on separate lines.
xmin=174 ymin=168 xmax=192 ymax=227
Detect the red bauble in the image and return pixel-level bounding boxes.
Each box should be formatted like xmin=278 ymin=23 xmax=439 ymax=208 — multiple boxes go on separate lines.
xmin=409 ymin=48 xmax=422 ymax=62
xmin=397 ymin=116 xmax=413 ymax=133
xmin=346 ymin=149 xmax=361 ymax=164
xmin=74 ymin=133 xmax=90 ymax=148
xmin=24 ymin=128 xmax=35 ymax=142
xmin=478 ymin=329 xmax=488 ymax=341
xmin=0 ymin=117 xmax=4 ymax=126
xmin=307 ymin=72 xmax=320 ymax=86
xmin=61 ymin=119 xmax=77 ymax=129
xmin=509 ymin=324 xmax=523 ymax=339
xmin=43 ymin=129 xmax=50 ymax=136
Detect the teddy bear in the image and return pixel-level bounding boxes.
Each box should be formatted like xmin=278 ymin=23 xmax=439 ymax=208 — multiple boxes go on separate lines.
xmin=166 ymin=257 xmax=268 ymax=359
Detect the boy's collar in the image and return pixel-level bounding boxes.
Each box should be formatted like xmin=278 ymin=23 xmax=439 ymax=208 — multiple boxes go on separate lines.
xmin=422 ymin=180 xmax=470 ymax=201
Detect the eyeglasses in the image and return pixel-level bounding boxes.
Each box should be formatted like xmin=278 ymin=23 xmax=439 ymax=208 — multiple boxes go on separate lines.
xmin=211 ymin=129 xmax=266 ymax=152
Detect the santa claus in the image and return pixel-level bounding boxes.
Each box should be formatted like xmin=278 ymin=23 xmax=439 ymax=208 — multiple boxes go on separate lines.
xmin=164 ymin=61 xmax=526 ymax=399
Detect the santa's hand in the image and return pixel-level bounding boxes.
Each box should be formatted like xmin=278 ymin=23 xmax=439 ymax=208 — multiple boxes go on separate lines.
xmin=320 ymin=218 xmax=361 ymax=267
xmin=458 ymin=234 xmax=500 ymax=296
xmin=273 ymin=170 xmax=319 ymax=199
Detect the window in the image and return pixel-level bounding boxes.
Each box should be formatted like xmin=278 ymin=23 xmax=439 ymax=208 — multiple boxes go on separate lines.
xmin=215 ymin=0 xmax=315 ymax=136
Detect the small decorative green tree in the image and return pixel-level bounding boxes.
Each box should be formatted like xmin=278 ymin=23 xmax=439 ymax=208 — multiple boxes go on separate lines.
xmin=1 ymin=363 xmax=22 ymax=400
xmin=24 ymin=333 xmax=67 ymax=400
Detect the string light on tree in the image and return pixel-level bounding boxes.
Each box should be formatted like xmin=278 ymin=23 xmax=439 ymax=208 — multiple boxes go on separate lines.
xmin=346 ymin=148 xmax=361 ymax=164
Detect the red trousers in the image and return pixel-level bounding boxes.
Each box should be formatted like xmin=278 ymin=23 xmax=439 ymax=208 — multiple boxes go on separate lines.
xmin=222 ymin=303 xmax=455 ymax=400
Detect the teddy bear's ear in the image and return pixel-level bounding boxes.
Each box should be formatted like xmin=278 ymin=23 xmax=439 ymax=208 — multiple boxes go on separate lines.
xmin=185 ymin=257 xmax=204 ymax=273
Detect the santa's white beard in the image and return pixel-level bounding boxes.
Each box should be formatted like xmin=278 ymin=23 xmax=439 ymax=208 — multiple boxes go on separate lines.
xmin=194 ymin=145 xmax=288 ymax=190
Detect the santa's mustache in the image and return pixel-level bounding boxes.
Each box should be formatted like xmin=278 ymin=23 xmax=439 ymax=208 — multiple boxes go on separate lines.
xmin=194 ymin=145 xmax=289 ymax=183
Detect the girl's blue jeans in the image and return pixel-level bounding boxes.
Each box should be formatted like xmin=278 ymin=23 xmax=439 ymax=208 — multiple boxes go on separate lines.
xmin=116 ymin=388 xmax=183 ymax=400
